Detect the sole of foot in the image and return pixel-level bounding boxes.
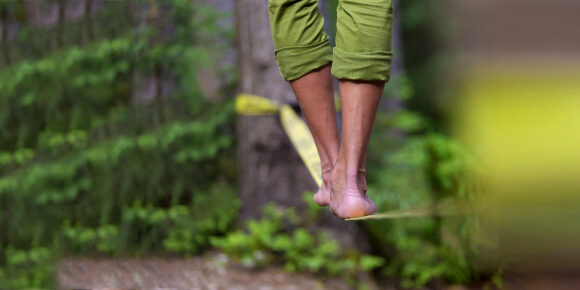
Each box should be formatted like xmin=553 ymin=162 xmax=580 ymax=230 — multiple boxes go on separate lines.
xmin=330 ymin=194 xmax=377 ymax=219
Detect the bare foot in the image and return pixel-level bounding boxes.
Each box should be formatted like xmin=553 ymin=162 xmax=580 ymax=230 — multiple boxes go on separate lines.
xmin=329 ymin=165 xmax=376 ymax=219
xmin=313 ymin=170 xmax=331 ymax=206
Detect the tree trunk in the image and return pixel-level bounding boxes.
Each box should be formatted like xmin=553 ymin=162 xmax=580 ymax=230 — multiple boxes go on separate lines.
xmin=235 ymin=0 xmax=314 ymax=220
xmin=0 ymin=6 xmax=8 ymax=67
xmin=84 ymin=0 xmax=94 ymax=43
xmin=234 ymin=0 xmax=370 ymax=251
xmin=57 ymin=0 xmax=66 ymax=49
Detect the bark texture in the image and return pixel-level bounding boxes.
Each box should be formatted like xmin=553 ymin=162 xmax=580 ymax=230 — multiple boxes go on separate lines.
xmin=234 ymin=0 xmax=370 ymax=251
xmin=235 ymin=0 xmax=314 ymax=220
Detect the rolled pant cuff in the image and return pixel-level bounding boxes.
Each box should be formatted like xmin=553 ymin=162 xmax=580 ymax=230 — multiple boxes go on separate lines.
xmin=274 ymin=40 xmax=333 ymax=81
xmin=331 ymin=47 xmax=393 ymax=82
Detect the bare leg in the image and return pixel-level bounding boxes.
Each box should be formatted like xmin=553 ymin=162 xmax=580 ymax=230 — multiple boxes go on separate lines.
xmin=329 ymin=79 xmax=384 ymax=219
xmin=289 ymin=64 xmax=339 ymax=206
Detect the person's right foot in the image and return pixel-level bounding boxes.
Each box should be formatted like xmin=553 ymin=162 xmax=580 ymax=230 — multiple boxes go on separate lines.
xmin=329 ymin=165 xmax=376 ymax=219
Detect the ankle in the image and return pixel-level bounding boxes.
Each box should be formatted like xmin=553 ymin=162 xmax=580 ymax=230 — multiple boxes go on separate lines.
xmin=321 ymin=166 xmax=333 ymax=184
xmin=357 ymin=168 xmax=366 ymax=180
xmin=339 ymin=168 xmax=367 ymax=191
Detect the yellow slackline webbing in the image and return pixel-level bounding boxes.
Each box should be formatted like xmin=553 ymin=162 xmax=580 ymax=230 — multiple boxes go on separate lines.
xmin=236 ymin=94 xmax=323 ymax=187
xmin=344 ymin=200 xmax=476 ymax=221
xmin=236 ymin=94 xmax=472 ymax=220
xmin=280 ymin=105 xmax=323 ymax=187
xmin=235 ymin=94 xmax=280 ymax=116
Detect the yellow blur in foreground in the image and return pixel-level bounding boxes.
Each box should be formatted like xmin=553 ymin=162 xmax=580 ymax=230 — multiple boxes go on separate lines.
xmin=457 ymin=62 xmax=580 ymax=270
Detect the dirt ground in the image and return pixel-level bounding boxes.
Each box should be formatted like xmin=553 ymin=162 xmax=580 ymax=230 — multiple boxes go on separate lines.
xmin=57 ymin=252 xmax=356 ymax=290
xmin=57 ymin=252 xmax=580 ymax=289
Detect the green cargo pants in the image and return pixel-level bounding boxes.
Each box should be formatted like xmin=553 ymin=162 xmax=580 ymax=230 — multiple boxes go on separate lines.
xmin=268 ymin=0 xmax=394 ymax=82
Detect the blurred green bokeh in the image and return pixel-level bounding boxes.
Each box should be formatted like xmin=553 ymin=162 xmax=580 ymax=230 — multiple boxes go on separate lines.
xmin=0 ymin=1 xmax=238 ymax=287
xmin=0 ymin=0 xmax=500 ymax=288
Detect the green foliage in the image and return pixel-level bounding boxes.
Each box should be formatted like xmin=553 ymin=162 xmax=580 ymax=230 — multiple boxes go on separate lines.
xmin=426 ymin=133 xmax=482 ymax=200
xmin=0 ymin=247 xmax=55 ymax=289
xmin=0 ymin=1 xmax=237 ymax=288
xmin=364 ymin=110 xmax=493 ymax=288
xmin=0 ymin=106 xmax=239 ymax=286
xmin=0 ymin=34 xmax=213 ymax=153
xmin=353 ymin=0 xmax=498 ymax=286
xmin=211 ymin=200 xmax=385 ymax=286
xmin=0 ymin=2 xmax=134 ymax=67
xmin=398 ymin=0 xmax=458 ymax=126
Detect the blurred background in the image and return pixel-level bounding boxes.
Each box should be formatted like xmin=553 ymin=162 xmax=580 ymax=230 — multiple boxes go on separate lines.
xmin=0 ymin=0 xmax=579 ymax=288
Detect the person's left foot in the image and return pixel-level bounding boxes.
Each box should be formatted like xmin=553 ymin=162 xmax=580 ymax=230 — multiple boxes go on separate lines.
xmin=313 ymin=173 xmax=331 ymax=206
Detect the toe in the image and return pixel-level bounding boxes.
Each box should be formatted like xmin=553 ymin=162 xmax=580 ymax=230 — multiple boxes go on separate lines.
xmin=313 ymin=193 xmax=329 ymax=206
xmin=366 ymin=197 xmax=377 ymax=215
xmin=313 ymin=187 xmax=330 ymax=206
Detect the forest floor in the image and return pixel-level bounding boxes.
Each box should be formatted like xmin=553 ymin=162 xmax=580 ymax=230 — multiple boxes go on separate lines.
xmin=57 ymin=251 xmax=580 ymax=289
xmin=57 ymin=251 xmax=357 ymax=290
